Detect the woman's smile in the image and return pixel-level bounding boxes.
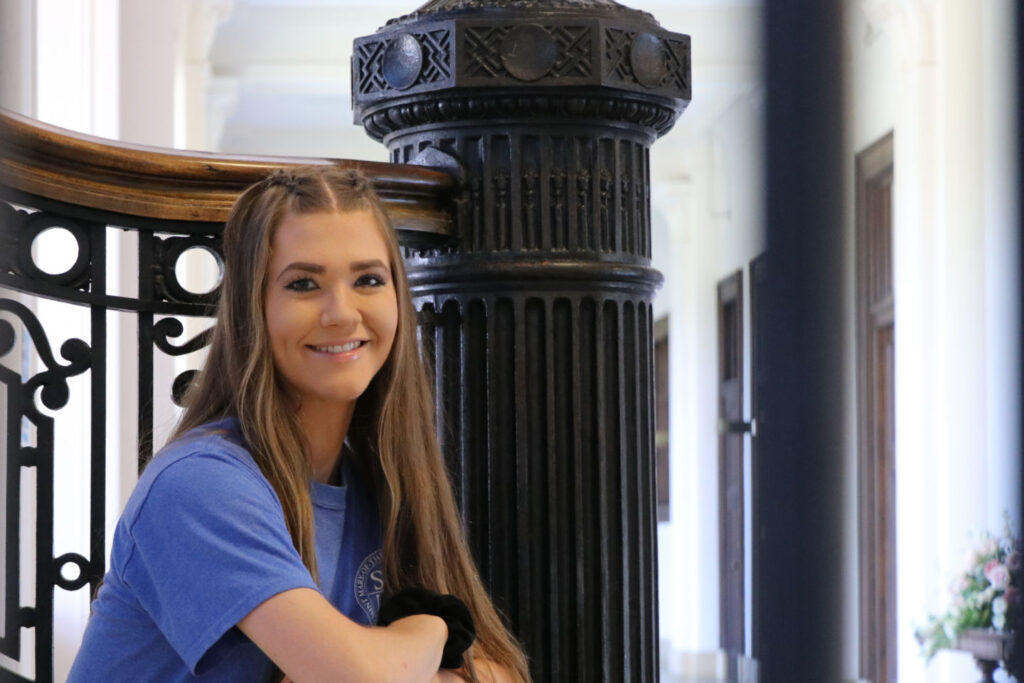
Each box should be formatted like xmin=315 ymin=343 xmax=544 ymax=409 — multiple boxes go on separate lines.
xmin=308 ymin=340 xmax=365 ymax=354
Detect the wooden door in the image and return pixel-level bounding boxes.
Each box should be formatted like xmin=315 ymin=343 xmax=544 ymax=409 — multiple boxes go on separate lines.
xmin=856 ymin=132 xmax=896 ymax=683
xmin=718 ymin=271 xmax=745 ymax=653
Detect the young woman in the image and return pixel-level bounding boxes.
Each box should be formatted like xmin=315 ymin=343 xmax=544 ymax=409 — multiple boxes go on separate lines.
xmin=70 ymin=166 xmax=529 ymax=682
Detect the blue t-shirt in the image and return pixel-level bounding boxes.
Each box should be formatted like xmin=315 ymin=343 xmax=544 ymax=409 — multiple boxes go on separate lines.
xmin=69 ymin=418 xmax=383 ymax=682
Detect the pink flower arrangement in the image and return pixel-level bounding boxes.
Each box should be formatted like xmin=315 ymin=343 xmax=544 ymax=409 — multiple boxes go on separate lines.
xmin=986 ymin=560 xmax=1012 ymax=590
xmin=916 ymin=516 xmax=1022 ymax=669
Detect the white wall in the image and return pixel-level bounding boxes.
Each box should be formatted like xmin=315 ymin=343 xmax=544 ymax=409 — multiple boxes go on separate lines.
xmin=845 ymin=2 xmax=1020 ymax=681
xmin=654 ymin=93 xmax=765 ymax=681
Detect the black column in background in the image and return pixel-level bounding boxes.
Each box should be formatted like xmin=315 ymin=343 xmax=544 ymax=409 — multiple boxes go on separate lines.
xmin=756 ymin=3 xmax=844 ymax=682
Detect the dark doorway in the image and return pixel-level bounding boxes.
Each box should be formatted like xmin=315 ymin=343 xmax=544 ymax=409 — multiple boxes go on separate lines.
xmin=718 ymin=270 xmax=745 ymax=654
xmin=856 ymin=132 xmax=896 ymax=683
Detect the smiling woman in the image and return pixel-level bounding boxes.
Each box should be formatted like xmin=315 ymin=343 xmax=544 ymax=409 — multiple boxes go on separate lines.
xmin=66 ymin=166 xmax=529 ymax=682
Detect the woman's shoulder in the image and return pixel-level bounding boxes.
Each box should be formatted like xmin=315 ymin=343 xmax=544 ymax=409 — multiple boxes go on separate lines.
xmin=147 ymin=417 xmax=254 ymax=471
xmin=124 ymin=418 xmax=270 ymax=522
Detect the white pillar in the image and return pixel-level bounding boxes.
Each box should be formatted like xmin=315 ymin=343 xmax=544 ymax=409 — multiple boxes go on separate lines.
xmin=0 ymin=0 xmax=37 ymax=116
xmin=887 ymin=1 xmax=1012 ymax=680
xmin=888 ymin=3 xmax=944 ymax=681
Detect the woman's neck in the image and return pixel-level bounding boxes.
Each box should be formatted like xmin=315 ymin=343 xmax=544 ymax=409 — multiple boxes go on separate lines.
xmin=297 ymin=398 xmax=355 ymax=484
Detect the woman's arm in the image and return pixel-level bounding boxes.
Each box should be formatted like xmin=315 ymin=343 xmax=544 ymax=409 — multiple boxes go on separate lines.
xmin=239 ymin=587 xmax=447 ymax=683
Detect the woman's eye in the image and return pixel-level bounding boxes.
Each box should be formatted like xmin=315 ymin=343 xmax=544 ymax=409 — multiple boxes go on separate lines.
xmin=285 ymin=277 xmax=318 ymax=292
xmin=355 ymin=273 xmax=387 ymax=288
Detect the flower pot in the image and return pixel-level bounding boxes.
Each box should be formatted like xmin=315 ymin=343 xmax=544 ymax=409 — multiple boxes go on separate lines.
xmin=956 ymin=629 xmax=1013 ymax=683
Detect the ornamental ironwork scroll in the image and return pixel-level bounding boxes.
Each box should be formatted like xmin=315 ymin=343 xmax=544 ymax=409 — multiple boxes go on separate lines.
xmin=0 ymin=192 xmax=220 ymax=682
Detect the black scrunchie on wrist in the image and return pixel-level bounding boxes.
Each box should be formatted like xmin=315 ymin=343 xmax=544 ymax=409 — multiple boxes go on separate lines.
xmin=377 ymin=587 xmax=476 ymax=669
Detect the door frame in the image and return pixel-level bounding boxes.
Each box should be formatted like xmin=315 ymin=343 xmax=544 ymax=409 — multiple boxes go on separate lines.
xmin=856 ymin=131 xmax=896 ymax=683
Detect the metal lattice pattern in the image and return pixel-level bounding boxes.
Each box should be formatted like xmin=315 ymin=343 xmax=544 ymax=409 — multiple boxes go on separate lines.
xmin=0 ymin=194 xmax=219 ymax=682
xmin=549 ymin=26 xmax=592 ymax=78
xmin=419 ymin=29 xmax=453 ymax=83
xmin=604 ymin=28 xmax=636 ymax=83
xmin=357 ymin=40 xmax=389 ymax=94
xmin=356 ymin=28 xmax=453 ymax=95
xmin=464 ymin=26 xmax=510 ymax=78
xmin=663 ymin=38 xmax=690 ymax=92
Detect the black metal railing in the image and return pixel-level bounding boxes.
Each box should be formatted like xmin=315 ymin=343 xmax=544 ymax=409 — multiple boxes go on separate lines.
xmin=0 ymin=192 xmax=221 ymax=682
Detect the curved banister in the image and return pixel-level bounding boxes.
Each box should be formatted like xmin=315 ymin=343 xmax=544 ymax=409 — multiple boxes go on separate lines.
xmin=0 ymin=108 xmax=455 ymax=235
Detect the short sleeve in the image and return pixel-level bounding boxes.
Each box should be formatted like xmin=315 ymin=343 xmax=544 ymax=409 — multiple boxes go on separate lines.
xmin=118 ymin=451 xmax=318 ymax=674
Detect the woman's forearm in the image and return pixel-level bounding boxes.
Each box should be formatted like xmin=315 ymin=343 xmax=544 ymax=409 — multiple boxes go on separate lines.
xmin=377 ymin=615 xmax=450 ymax=681
xmin=240 ymin=587 xmax=447 ymax=683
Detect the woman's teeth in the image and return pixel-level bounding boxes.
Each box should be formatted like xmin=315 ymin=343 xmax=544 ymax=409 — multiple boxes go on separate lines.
xmin=314 ymin=341 xmax=362 ymax=353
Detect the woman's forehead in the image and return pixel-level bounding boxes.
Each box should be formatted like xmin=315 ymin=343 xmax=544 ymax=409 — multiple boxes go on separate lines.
xmin=269 ymin=210 xmax=392 ymax=266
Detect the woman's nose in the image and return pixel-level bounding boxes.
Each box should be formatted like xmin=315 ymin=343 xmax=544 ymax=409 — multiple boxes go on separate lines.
xmin=320 ymin=287 xmax=360 ymax=327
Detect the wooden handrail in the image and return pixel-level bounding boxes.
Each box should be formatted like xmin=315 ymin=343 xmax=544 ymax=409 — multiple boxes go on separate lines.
xmin=0 ymin=108 xmax=455 ymax=235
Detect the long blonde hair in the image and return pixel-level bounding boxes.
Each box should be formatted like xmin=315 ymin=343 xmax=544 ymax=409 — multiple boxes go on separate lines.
xmin=172 ymin=165 xmax=529 ymax=680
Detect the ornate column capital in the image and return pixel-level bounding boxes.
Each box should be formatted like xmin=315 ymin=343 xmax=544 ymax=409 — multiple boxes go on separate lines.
xmin=352 ymin=0 xmax=690 ymax=141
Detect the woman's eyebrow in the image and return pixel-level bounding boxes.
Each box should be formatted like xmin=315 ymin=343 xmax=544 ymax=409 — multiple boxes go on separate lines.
xmin=276 ymin=262 xmax=324 ymax=281
xmin=350 ymin=259 xmax=388 ymax=272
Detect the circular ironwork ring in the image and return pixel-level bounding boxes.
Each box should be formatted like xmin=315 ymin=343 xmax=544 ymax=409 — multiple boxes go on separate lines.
xmin=160 ymin=237 xmax=223 ymax=305
xmin=16 ymin=213 xmax=91 ymax=287
xmin=53 ymin=553 xmax=92 ymax=591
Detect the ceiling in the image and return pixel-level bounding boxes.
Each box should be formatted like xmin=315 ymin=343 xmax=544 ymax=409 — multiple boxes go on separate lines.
xmin=205 ymin=0 xmax=763 ymax=179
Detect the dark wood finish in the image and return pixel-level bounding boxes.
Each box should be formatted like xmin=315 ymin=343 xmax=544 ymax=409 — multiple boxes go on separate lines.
xmin=0 ymin=108 xmax=454 ymax=233
xmin=855 ymin=131 xmax=896 ymax=683
xmin=718 ymin=270 xmax=745 ymax=654
xmin=654 ymin=316 xmax=670 ymax=522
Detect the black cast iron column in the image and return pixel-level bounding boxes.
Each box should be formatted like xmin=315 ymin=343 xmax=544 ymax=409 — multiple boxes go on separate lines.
xmin=353 ymin=2 xmax=689 ymax=679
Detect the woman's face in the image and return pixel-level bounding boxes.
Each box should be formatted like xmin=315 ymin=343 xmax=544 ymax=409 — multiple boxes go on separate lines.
xmin=264 ymin=209 xmax=399 ymax=415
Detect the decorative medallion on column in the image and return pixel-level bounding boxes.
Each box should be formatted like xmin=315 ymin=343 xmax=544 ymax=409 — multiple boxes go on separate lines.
xmin=353 ymin=2 xmax=689 ymax=680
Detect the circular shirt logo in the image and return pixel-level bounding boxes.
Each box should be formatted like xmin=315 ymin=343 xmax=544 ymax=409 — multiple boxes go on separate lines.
xmin=354 ymin=549 xmax=384 ymax=622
